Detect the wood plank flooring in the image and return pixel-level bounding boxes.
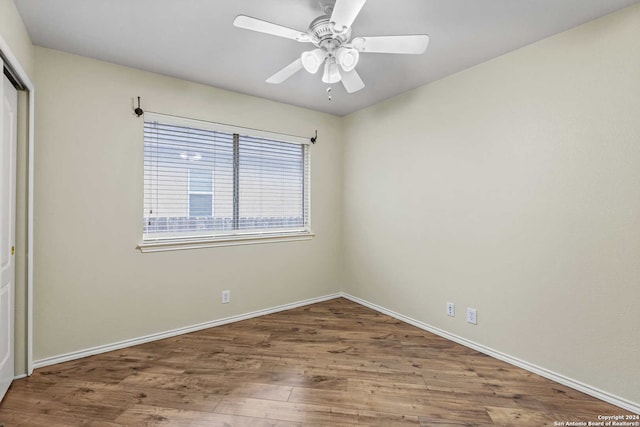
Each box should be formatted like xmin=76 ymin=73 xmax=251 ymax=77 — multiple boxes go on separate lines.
xmin=0 ymin=298 xmax=633 ymax=426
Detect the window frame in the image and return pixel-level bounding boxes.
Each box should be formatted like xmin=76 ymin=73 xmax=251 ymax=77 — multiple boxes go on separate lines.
xmin=138 ymin=112 xmax=314 ymax=253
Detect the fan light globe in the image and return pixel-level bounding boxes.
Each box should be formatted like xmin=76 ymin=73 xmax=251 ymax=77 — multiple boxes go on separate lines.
xmin=336 ymin=47 xmax=359 ymax=72
xmin=322 ymin=59 xmax=342 ymax=84
xmin=301 ymin=49 xmax=326 ymax=74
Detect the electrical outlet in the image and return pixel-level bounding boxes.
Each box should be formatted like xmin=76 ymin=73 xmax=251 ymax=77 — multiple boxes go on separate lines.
xmin=221 ymin=290 xmax=231 ymax=304
xmin=447 ymin=302 xmax=455 ymax=317
xmin=466 ymin=307 xmax=477 ymax=325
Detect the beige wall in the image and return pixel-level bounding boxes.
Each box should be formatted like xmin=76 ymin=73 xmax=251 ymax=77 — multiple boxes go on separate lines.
xmin=33 ymin=47 xmax=344 ymax=360
xmin=0 ymin=0 xmax=34 ymax=78
xmin=0 ymin=0 xmax=34 ymax=375
xmin=13 ymin=91 xmax=28 ymax=375
xmin=343 ymin=3 xmax=640 ymax=404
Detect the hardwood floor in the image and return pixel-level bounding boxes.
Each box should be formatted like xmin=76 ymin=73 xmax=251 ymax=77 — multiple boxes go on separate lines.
xmin=0 ymin=298 xmax=633 ymax=426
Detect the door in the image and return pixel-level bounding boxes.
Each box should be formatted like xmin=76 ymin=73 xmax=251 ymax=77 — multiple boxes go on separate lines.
xmin=0 ymin=61 xmax=18 ymax=401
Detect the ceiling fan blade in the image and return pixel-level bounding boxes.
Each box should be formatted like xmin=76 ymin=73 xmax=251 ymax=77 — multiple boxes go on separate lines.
xmin=341 ymin=69 xmax=365 ymax=94
xmin=330 ymin=0 xmax=367 ymax=33
xmin=233 ymin=15 xmax=310 ymax=42
xmin=352 ymin=35 xmax=430 ymax=54
xmin=266 ymin=58 xmax=304 ymax=84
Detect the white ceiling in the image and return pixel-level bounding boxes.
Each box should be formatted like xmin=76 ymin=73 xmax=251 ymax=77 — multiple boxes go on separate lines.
xmin=15 ymin=0 xmax=640 ymax=116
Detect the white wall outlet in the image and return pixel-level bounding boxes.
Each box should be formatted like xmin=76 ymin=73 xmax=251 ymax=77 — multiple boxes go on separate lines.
xmin=447 ymin=302 xmax=455 ymax=317
xmin=466 ymin=307 xmax=477 ymax=325
xmin=221 ymin=290 xmax=231 ymax=304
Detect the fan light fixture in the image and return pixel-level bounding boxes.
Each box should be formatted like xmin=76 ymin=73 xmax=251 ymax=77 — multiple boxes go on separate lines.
xmin=336 ymin=47 xmax=359 ymax=72
xmin=322 ymin=58 xmax=341 ymax=84
xmin=301 ymin=49 xmax=327 ymax=74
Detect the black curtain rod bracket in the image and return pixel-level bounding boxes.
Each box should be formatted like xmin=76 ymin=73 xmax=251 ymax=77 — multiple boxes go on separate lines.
xmin=134 ymin=96 xmax=144 ymax=117
xmin=310 ymin=130 xmax=318 ymax=144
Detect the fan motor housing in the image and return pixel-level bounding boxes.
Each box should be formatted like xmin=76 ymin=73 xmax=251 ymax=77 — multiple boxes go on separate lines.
xmin=309 ymin=15 xmax=351 ymax=51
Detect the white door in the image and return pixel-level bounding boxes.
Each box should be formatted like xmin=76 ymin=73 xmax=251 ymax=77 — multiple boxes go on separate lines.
xmin=0 ymin=61 xmax=18 ymax=401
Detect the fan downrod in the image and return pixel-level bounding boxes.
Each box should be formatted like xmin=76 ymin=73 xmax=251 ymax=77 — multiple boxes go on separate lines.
xmin=318 ymin=0 xmax=335 ymax=15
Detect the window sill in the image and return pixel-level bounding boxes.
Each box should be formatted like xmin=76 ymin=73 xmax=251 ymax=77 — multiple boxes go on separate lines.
xmin=137 ymin=231 xmax=315 ymax=253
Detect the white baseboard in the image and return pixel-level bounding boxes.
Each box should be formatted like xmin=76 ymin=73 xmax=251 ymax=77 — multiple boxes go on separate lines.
xmin=340 ymin=292 xmax=640 ymax=415
xmin=33 ymin=293 xmax=342 ymax=369
xmin=31 ymin=290 xmax=639 ymax=414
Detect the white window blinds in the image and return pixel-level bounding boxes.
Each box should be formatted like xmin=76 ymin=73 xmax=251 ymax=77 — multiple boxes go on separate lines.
xmin=143 ymin=113 xmax=310 ymax=242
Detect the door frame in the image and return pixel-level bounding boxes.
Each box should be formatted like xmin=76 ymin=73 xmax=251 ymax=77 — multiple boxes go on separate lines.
xmin=0 ymin=36 xmax=35 ymax=376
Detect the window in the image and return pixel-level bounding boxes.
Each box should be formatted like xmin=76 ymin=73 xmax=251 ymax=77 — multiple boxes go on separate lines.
xmin=142 ymin=113 xmax=311 ymax=250
xmin=188 ymin=168 xmax=213 ymax=218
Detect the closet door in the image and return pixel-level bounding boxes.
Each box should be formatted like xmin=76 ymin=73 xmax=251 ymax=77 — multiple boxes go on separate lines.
xmin=0 ymin=62 xmax=18 ymax=401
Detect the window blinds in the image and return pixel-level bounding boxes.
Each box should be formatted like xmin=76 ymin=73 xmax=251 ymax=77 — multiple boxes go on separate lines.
xmin=143 ymin=114 xmax=310 ymax=241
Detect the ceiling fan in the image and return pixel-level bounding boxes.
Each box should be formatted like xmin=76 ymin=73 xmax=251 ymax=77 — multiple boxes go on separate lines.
xmin=233 ymin=0 xmax=430 ymax=94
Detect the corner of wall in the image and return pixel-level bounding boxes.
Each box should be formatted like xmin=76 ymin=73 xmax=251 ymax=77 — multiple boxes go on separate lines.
xmin=0 ymin=0 xmax=35 ymax=81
